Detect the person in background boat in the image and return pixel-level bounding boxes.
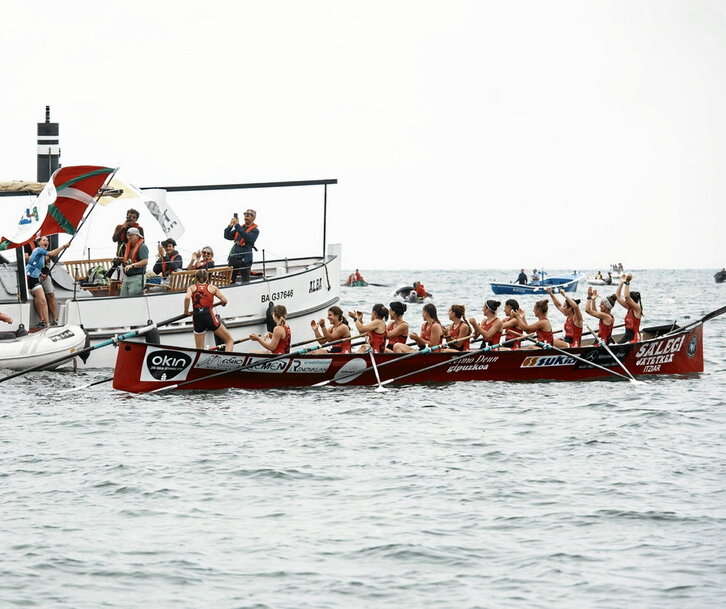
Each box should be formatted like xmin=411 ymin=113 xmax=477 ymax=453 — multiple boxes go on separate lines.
xmin=347 ymin=269 xmax=365 ymax=285
xmin=25 ymin=236 xmax=69 ymax=328
xmin=501 ymin=299 xmax=523 ymax=349
xmin=152 ymin=238 xmax=184 ymax=279
xmin=615 ymin=273 xmax=642 ymax=343
xmin=24 ymin=239 xmax=59 ymax=326
xmin=531 ymin=269 xmax=540 ymax=282
xmin=310 ymin=305 xmax=352 ymax=354
xmin=350 ymin=304 xmax=388 ymax=353
xmin=0 ymin=312 xmax=12 ymax=324
xmin=414 ymin=281 xmax=428 ymax=299
xmin=605 ymin=272 xmax=613 ymax=285
xmin=516 ymin=269 xmax=528 ymax=285
xmin=585 ymin=287 xmax=616 ymax=344
xmin=184 ymin=269 xmax=233 ymax=352
xmin=595 ymin=271 xmax=603 ymax=280
xmin=394 ymin=303 xmax=443 ymax=352
xmin=515 ymin=299 xmax=554 ymax=348
xmin=547 ymin=287 xmax=583 ymax=348
xmin=250 ymin=304 xmax=291 ymax=354
xmin=385 ymin=301 xmax=409 ymax=352
xmin=469 ymin=300 xmax=503 ymax=347
xmin=188 ymin=246 xmax=216 ymax=270
xmin=112 ymin=208 xmax=144 ymax=257
xmin=225 ymin=209 xmax=259 ymax=283
xmin=119 ymin=227 xmax=149 ymax=297
xmin=443 ymin=304 xmax=471 ymax=351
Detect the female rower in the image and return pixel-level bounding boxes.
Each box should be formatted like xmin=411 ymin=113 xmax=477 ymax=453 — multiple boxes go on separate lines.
xmin=443 ymin=304 xmax=471 ymax=351
xmin=547 ymin=287 xmax=583 ymax=348
xmin=501 ymin=299 xmax=523 ymax=349
xmin=615 ymin=273 xmax=642 ymax=343
xmin=469 ymin=300 xmax=503 ymax=347
xmin=385 ymin=301 xmax=409 ymax=352
xmin=249 ymin=304 xmax=291 ymax=354
xmin=351 ymin=303 xmax=388 ymax=353
xmin=310 ymin=305 xmax=352 ymax=354
xmin=585 ymin=287 xmax=616 ymax=344
xmin=394 ymin=303 xmax=443 ymax=353
xmin=184 ymin=269 xmax=233 ymax=352
xmin=515 ymin=299 xmax=554 ymax=349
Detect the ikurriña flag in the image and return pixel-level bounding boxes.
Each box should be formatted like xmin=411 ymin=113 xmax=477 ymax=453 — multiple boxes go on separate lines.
xmin=0 ymin=165 xmax=114 ymax=250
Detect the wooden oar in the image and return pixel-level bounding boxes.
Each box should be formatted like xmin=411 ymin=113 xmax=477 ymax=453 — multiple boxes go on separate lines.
xmin=379 ymin=333 xmax=537 ymax=387
xmin=585 ymin=323 xmax=642 ymax=384
xmin=149 ymin=333 xmax=362 ymax=393
xmin=1 ymin=311 xmax=191 ymax=384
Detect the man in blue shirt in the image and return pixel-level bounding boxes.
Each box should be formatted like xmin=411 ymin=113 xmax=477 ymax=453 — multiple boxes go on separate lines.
xmin=224 ymin=209 xmax=259 ymax=283
xmin=26 ymin=236 xmax=69 ymax=328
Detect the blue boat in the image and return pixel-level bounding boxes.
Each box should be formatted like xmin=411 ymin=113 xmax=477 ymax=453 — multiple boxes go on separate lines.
xmin=490 ymin=272 xmax=585 ymax=295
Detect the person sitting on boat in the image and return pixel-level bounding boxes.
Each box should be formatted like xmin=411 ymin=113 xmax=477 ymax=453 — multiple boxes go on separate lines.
xmin=531 ymin=269 xmax=540 ymax=282
xmin=385 ymin=301 xmax=409 ymax=352
xmin=119 ymin=227 xmax=149 ymax=297
xmin=188 ymin=246 xmax=216 ymax=270
xmin=605 ymin=272 xmax=613 ymax=285
xmin=469 ymin=300 xmax=503 ymax=347
xmin=152 ymin=238 xmax=183 ymax=280
xmin=25 ymin=236 xmax=69 ymax=328
xmin=515 ymin=299 xmax=554 ymax=349
xmin=443 ymin=304 xmax=471 ymax=351
xmin=501 ymin=299 xmax=523 ymax=349
xmin=0 ymin=313 xmax=11 ymax=324
xmin=350 ymin=304 xmax=388 ymax=353
xmin=516 ymin=269 xmax=528 ymax=285
xmin=414 ymin=281 xmax=428 ymax=299
xmin=24 ymin=239 xmax=59 ymax=326
xmin=250 ymin=304 xmax=291 ymax=354
xmin=547 ymin=287 xmax=583 ymax=348
xmin=184 ymin=269 xmax=233 ymax=352
xmin=112 ymin=208 xmax=144 ymax=257
xmin=394 ymin=303 xmax=443 ymax=353
xmin=225 ymin=209 xmax=259 ymax=283
xmin=346 ymin=269 xmax=365 ymax=285
xmin=615 ymin=274 xmax=642 ymax=343
xmin=595 ymin=271 xmax=603 ymax=280
xmin=310 ymin=306 xmax=352 ymax=354
xmin=585 ymin=287 xmax=617 ymax=344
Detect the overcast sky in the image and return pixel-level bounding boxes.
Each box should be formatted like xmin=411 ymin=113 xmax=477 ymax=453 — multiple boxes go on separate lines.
xmin=1 ymin=0 xmax=724 ymax=270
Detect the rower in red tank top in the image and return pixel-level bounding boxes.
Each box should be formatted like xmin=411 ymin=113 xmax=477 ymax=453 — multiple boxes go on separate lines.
xmin=470 ymin=300 xmax=503 ymax=347
xmin=386 ymin=320 xmax=407 ymax=348
xmin=501 ymin=300 xmax=523 ymax=349
xmin=309 ymin=306 xmax=352 ymax=354
xmin=615 ymin=274 xmax=643 ymax=344
xmin=351 ymin=303 xmax=389 ymax=353
xmin=547 ymin=287 xmax=583 ymax=349
xmin=250 ymin=304 xmax=292 ymax=354
xmin=563 ymin=317 xmax=583 ymax=348
xmin=184 ymin=269 xmax=234 ymax=352
xmin=444 ymin=305 xmax=470 ymax=351
xmin=514 ymin=299 xmax=554 ymax=349
xmin=536 ymin=327 xmax=554 ymax=344
xmin=624 ymin=309 xmax=641 ymax=343
xmin=585 ymin=288 xmax=616 ymax=345
xmin=273 ymin=324 xmax=291 ymax=354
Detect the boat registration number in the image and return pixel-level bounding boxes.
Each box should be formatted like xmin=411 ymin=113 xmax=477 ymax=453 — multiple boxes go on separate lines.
xmin=261 ymin=289 xmax=294 ymax=302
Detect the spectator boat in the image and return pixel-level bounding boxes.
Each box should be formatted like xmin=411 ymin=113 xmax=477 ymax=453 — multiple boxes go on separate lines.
xmin=490 ymin=272 xmax=584 ymax=295
xmin=0 ymin=324 xmax=87 ymax=371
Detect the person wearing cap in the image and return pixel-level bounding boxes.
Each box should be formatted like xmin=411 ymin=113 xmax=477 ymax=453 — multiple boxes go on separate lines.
xmin=119 ymin=227 xmax=149 ymax=297
xmin=152 ymin=238 xmax=184 ymax=278
xmin=112 ymin=208 xmax=144 ymax=256
xmin=546 ymin=287 xmax=583 ymax=348
xmin=224 ymin=209 xmax=259 ymax=283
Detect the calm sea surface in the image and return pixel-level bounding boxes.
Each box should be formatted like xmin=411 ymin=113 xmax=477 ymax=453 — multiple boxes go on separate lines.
xmin=1 ymin=269 xmax=725 ymax=609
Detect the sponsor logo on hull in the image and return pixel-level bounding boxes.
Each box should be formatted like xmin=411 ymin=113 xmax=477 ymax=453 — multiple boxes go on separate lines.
xmin=141 ymin=347 xmax=194 ymax=382
xmin=520 ymin=354 xmax=575 ymax=368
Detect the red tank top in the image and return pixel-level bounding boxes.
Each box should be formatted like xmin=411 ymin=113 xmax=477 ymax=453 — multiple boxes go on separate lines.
xmin=564 ymin=317 xmax=582 ymax=348
xmin=421 ymin=321 xmax=442 ymax=346
xmin=481 ymin=318 xmax=501 ymax=346
xmin=536 ymin=327 xmax=554 ymax=345
xmin=505 ymin=324 xmax=523 ymax=349
xmin=625 ymin=309 xmax=641 ymax=342
xmin=273 ymin=324 xmax=291 ymax=354
xmin=449 ymin=320 xmax=470 ymax=350
xmin=598 ymin=317 xmax=614 ymax=343
xmin=386 ymin=321 xmax=407 ymax=348
xmin=191 ymin=283 xmax=214 ymax=310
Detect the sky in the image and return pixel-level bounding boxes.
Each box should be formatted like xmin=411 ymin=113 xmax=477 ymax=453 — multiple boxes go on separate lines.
xmin=1 ymin=0 xmax=725 ymax=270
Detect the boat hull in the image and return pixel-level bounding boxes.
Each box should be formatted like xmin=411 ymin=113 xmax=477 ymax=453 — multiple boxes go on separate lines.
xmin=112 ymin=323 xmax=704 ymax=392
xmin=0 ymin=325 xmax=87 ymax=371
xmin=715 ymin=271 xmax=726 ymax=283
xmin=490 ymin=274 xmax=584 ymax=295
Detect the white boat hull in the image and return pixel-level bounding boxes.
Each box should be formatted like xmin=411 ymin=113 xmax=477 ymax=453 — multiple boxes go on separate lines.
xmin=0 ymin=325 xmax=87 ymax=371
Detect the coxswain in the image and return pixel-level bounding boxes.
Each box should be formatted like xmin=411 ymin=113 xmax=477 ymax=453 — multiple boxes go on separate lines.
xmin=615 ymin=273 xmax=642 ymax=343
xmin=469 ymin=300 xmax=503 ymax=347
xmin=183 ymin=269 xmax=233 ymax=351
xmin=515 ymin=299 xmax=554 ymax=349
xmin=250 ymin=304 xmax=291 ymax=354
xmin=501 ymin=299 xmax=523 ymax=349
xmin=394 ymin=303 xmax=443 ymax=352
xmin=385 ymin=301 xmax=409 ymax=352
xmin=309 ymin=306 xmax=352 ymax=354
xmin=585 ymin=287 xmax=617 ymax=344
xmin=350 ymin=304 xmax=388 ymax=353
xmin=443 ymin=304 xmax=471 ymax=351
xmin=547 ymin=287 xmax=583 ymax=348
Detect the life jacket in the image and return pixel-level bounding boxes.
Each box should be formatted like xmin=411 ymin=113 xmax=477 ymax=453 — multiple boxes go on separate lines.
xmin=368 ymin=328 xmax=387 ymax=353
xmin=191 ymin=283 xmax=214 ymax=310
xmin=505 ymin=324 xmax=523 ymax=349
xmin=233 ymin=223 xmax=258 ymax=247
xmin=448 ymin=320 xmax=470 ymax=350
xmin=598 ymin=316 xmax=614 ymax=343
xmin=536 ymin=326 xmax=554 ymax=345
xmin=564 ymin=317 xmax=583 ymax=348
xmin=386 ymin=321 xmax=407 ymax=348
xmin=122 ymin=238 xmax=144 ymax=264
xmin=160 ymin=252 xmax=181 ymax=275
xmin=115 ymin=223 xmax=143 ymax=255
xmin=273 ymin=323 xmax=291 ymax=354
xmin=415 ymin=284 xmax=427 ymax=298
xmin=624 ymin=308 xmax=641 ymax=342
xmin=421 ymin=321 xmax=442 ymax=346
xmin=481 ymin=318 xmax=501 ymax=346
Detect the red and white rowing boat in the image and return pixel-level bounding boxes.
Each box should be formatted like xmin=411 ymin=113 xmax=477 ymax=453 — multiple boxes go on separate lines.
xmin=111 ymin=307 xmax=724 ymax=393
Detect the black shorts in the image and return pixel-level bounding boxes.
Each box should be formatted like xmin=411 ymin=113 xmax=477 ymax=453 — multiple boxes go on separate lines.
xmin=27 ymin=276 xmax=42 ymax=292
xmin=193 ymin=308 xmax=221 ymax=334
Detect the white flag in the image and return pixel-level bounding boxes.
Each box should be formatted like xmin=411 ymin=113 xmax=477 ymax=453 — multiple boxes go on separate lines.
xmin=142 ymin=189 xmax=185 ymax=240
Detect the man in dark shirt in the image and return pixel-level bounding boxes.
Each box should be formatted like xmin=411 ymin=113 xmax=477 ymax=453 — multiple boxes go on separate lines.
xmin=152 ymin=238 xmax=184 ymax=278
xmin=112 ymin=208 xmax=144 ymax=256
xmin=224 ymin=209 xmax=259 ymax=283
xmin=516 ymin=269 xmax=528 ymax=285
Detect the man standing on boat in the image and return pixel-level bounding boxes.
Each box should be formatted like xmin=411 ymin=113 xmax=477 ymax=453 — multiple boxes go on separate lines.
xmin=516 ymin=269 xmax=528 ymax=285
xmin=112 ymin=208 xmax=144 ymax=256
xmin=119 ymin=228 xmax=149 ymax=297
xmin=224 ymin=209 xmax=259 ymax=283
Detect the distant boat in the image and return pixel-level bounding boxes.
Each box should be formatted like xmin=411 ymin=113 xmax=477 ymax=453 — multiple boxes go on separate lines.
xmin=392 ymin=285 xmax=433 ymax=304
xmin=490 ymin=272 xmax=585 ymax=295
xmin=342 ymin=279 xmax=368 ymax=287
xmin=715 ymin=270 xmax=726 ymax=284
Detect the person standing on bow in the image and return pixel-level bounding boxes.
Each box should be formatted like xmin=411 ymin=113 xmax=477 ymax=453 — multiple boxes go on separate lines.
xmin=547 ymin=287 xmax=583 ymax=348
xmin=112 ymin=208 xmax=144 ymax=257
xmin=224 ymin=209 xmax=259 ymax=283
xmin=615 ymin=273 xmax=642 ymax=343
xmin=119 ymin=228 xmax=149 ymax=297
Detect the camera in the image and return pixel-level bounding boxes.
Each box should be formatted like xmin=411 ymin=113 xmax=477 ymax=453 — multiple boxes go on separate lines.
xmin=104 ymin=258 xmax=122 ymax=278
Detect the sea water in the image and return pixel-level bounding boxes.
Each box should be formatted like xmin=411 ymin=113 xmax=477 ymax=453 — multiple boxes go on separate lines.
xmin=1 ymin=269 xmax=725 ymax=609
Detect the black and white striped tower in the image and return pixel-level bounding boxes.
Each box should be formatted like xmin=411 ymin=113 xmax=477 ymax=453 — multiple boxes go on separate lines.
xmin=37 ymin=106 xmax=60 ymax=249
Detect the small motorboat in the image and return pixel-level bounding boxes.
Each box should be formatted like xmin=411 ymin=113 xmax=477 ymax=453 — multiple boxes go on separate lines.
xmin=0 ymin=324 xmax=88 ymax=371
xmin=715 ymin=270 xmax=726 ymax=283
xmin=392 ymin=285 xmax=433 ymax=304
xmin=586 ymin=272 xmax=617 ymax=286
xmin=342 ymin=279 xmax=368 ymax=287
xmin=490 ymin=273 xmax=585 ymax=295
